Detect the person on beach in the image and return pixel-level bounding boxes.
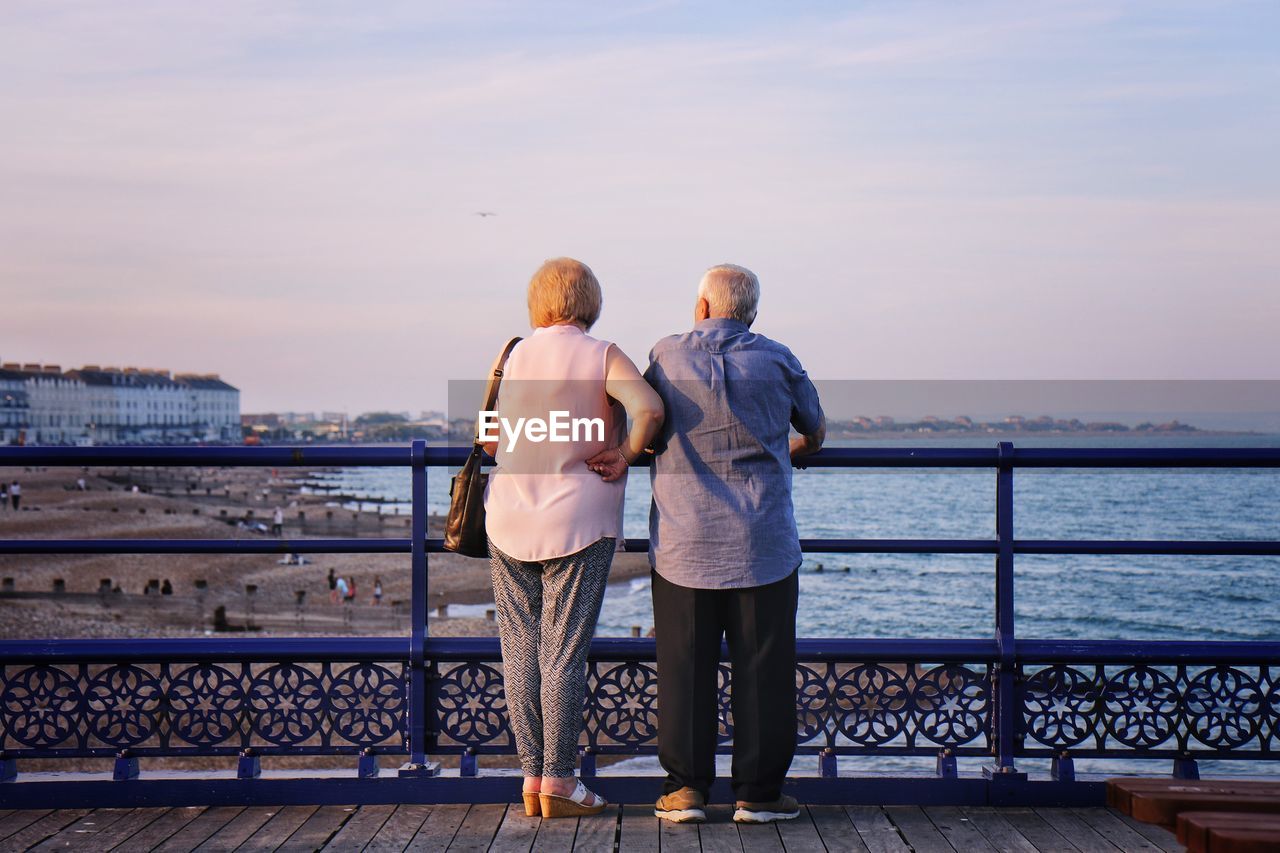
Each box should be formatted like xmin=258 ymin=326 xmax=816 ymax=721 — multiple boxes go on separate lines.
xmin=483 ymin=257 xmax=664 ymax=819
xmin=272 ymin=506 xmax=284 ymax=537
xmin=9 ymin=480 xmax=20 ymax=511
xmin=327 ymin=568 xmax=337 ymax=604
xmin=0 ymin=482 xmax=7 ymax=510
xmin=372 ymin=576 xmax=383 ymax=606
xmin=646 ymin=264 xmax=825 ymax=825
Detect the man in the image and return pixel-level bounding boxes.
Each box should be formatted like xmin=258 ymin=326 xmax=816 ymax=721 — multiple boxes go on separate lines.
xmin=646 ymin=264 xmax=825 ymax=824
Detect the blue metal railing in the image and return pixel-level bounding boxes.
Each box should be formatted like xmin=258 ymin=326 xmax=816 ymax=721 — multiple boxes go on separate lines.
xmin=1 ymin=441 xmax=1278 ymax=806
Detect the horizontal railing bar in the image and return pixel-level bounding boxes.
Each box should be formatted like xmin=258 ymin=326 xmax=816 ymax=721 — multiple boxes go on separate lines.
xmin=0 ymin=637 xmax=409 ymax=664
xmin=7 ymin=445 xmax=1280 ymax=469
xmin=1009 ymin=447 xmax=1280 ymax=468
xmin=0 ymin=538 xmax=410 ymax=555
xmin=6 ymin=537 xmax=1277 ymax=557
xmin=7 ymin=636 xmax=1272 ymax=666
xmin=1018 ymin=638 xmax=1280 ymax=664
xmin=621 ymin=538 xmax=999 ymax=554
xmin=0 ymin=445 xmax=411 ymax=467
xmin=426 ymin=637 xmax=1001 ymax=662
xmin=1016 ymin=540 xmax=1280 ymax=556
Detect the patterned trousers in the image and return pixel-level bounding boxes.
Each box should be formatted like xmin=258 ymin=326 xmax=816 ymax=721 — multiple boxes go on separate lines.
xmin=489 ymin=537 xmax=614 ymax=778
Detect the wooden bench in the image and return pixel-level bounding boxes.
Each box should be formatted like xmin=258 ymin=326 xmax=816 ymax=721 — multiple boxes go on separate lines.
xmin=1107 ymin=777 xmax=1280 ymax=849
xmin=1177 ymin=811 xmax=1280 ymax=852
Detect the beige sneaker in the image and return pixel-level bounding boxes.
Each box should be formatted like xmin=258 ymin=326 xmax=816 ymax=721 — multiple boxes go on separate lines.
xmin=733 ymin=794 xmax=800 ymax=823
xmin=655 ymin=787 xmax=707 ymax=823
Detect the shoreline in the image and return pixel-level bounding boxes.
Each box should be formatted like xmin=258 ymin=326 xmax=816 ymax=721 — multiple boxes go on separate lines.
xmin=0 ymin=464 xmax=659 ymax=640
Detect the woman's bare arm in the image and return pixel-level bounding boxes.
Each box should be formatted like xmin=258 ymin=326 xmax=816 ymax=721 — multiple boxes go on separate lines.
xmin=586 ymin=345 xmax=665 ymax=482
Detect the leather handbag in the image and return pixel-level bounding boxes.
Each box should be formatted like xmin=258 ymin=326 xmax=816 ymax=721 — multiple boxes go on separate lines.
xmin=443 ymin=336 xmax=522 ymax=558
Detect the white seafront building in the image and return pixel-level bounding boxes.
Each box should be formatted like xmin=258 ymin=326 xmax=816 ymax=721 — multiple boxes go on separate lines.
xmin=0 ymin=362 xmax=240 ymax=445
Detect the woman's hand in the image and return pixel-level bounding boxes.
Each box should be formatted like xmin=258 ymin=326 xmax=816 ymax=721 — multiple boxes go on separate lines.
xmin=585 ymin=446 xmax=630 ymax=482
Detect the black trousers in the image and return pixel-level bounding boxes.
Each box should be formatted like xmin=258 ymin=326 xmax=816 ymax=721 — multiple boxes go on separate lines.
xmin=652 ymin=568 xmax=798 ymax=803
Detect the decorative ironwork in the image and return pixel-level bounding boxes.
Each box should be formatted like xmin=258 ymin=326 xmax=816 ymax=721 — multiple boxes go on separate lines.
xmin=586 ymin=662 xmax=658 ymax=748
xmin=1 ymin=665 xmax=82 ymax=749
xmin=435 ymin=663 xmax=508 ymax=747
xmin=435 ymin=658 xmax=993 ymax=756
xmin=85 ymin=664 xmax=162 ymax=747
xmin=1019 ymin=663 xmax=1278 ymax=757
xmin=0 ymin=661 xmax=406 ymax=756
xmin=329 ymin=663 xmax=405 ymax=746
xmin=167 ymin=663 xmax=244 ymax=747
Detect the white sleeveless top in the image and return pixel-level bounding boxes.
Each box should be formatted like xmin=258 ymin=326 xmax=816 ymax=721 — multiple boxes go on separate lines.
xmin=483 ymin=324 xmax=627 ymax=561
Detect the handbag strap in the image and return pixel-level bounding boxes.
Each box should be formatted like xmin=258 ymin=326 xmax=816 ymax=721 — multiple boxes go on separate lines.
xmin=474 ymin=336 xmax=522 ymax=446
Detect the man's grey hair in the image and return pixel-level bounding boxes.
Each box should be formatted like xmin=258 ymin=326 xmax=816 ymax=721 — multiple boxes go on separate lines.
xmin=698 ymin=263 xmax=760 ymax=325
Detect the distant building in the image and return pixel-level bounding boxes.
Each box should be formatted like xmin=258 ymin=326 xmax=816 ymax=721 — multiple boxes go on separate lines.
xmin=0 ymin=361 xmax=239 ymax=445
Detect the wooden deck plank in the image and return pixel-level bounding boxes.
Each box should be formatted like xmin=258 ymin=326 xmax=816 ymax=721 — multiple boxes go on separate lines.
xmin=363 ymin=804 xmax=433 ymax=853
xmin=884 ymin=807 xmax=956 ymax=853
xmin=699 ymin=807 xmax=743 ymax=853
xmin=64 ymin=808 xmax=169 ymax=853
xmin=532 ymin=814 xmax=579 ymax=853
xmin=277 ymin=805 xmax=355 ymax=852
xmin=487 ymin=807 xmax=540 ymax=853
xmin=658 ymin=814 xmax=701 ymax=853
xmin=1109 ymin=809 xmax=1184 ymax=853
xmin=995 ymin=808 xmax=1079 ymax=853
xmin=107 ymin=808 xmax=206 ymax=852
xmin=1073 ymin=807 xmax=1165 ymax=851
xmin=153 ymin=807 xmax=244 ymax=853
xmin=411 ymin=803 xmax=470 ymax=850
xmin=737 ymin=820 xmax=784 ymax=853
xmin=927 ymin=806 xmax=1000 ymax=852
xmin=29 ymin=807 xmax=133 ymax=851
xmin=963 ymin=807 xmax=1040 ymax=852
xmin=617 ymin=804 xmax=659 ymax=853
xmin=0 ymin=811 xmax=54 ymax=844
xmin=776 ymin=808 xmax=826 ymax=853
xmin=0 ymin=810 xmax=90 ymax=852
xmin=572 ymin=805 xmax=620 ymax=853
xmin=1034 ymin=808 xmax=1117 ymax=853
xmin=192 ymin=807 xmax=280 ymax=853
xmin=845 ymin=806 xmax=910 ymax=853
xmin=237 ymin=806 xmax=320 ymax=853
xmin=807 ymin=805 xmax=870 ymax=853
xmin=321 ymin=804 xmax=397 ymax=853
xmin=448 ymin=804 xmax=507 ymax=852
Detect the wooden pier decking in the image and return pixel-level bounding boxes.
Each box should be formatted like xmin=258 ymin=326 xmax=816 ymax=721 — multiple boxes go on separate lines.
xmin=0 ymin=803 xmax=1184 ymax=851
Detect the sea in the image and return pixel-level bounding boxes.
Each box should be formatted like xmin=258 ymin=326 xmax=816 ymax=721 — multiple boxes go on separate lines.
xmin=307 ymin=434 xmax=1280 ymax=777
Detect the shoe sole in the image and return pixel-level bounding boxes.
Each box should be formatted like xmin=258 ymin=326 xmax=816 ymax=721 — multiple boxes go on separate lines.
xmin=655 ymin=808 xmax=707 ymax=823
xmin=733 ymin=809 xmax=800 ymax=823
xmin=540 ymin=793 xmax=606 ymax=818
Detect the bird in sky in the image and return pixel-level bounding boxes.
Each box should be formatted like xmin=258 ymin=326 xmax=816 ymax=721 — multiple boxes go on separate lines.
xmin=474 ymin=211 xmax=497 ymax=217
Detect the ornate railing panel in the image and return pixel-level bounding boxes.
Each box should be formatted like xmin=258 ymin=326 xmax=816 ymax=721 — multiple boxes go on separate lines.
xmin=1020 ymin=661 xmax=1278 ymax=759
xmin=0 ymin=658 xmax=407 ymax=758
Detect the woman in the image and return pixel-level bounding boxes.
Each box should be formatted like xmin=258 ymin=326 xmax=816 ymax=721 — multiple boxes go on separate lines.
xmin=483 ymin=258 xmax=664 ymax=818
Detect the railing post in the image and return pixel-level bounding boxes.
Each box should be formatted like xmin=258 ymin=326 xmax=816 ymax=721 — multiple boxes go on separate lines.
xmin=985 ymin=441 xmax=1025 ymax=782
xmin=400 ymin=439 xmax=439 ymax=777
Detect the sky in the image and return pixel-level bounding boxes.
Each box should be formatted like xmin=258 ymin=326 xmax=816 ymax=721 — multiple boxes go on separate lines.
xmin=2 ymin=0 xmax=1278 ymax=415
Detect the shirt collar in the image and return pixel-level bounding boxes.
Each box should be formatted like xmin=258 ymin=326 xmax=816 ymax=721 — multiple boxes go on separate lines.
xmin=695 ymin=317 xmax=750 ymax=333
xmin=532 ymin=323 xmax=586 ymax=336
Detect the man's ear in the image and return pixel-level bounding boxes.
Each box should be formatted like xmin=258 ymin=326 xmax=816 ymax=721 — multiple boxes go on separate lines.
xmin=694 ymin=297 xmax=711 ymax=322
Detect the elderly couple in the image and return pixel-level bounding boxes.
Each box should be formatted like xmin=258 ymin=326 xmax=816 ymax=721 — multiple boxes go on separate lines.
xmin=481 ymin=258 xmax=825 ymax=824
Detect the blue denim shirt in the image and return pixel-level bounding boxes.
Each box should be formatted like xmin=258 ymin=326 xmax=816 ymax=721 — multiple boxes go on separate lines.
xmin=645 ymin=318 xmax=824 ymax=589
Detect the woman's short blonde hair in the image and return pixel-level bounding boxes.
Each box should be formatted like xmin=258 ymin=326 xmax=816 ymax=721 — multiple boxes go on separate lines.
xmin=528 ymin=257 xmax=602 ymax=329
